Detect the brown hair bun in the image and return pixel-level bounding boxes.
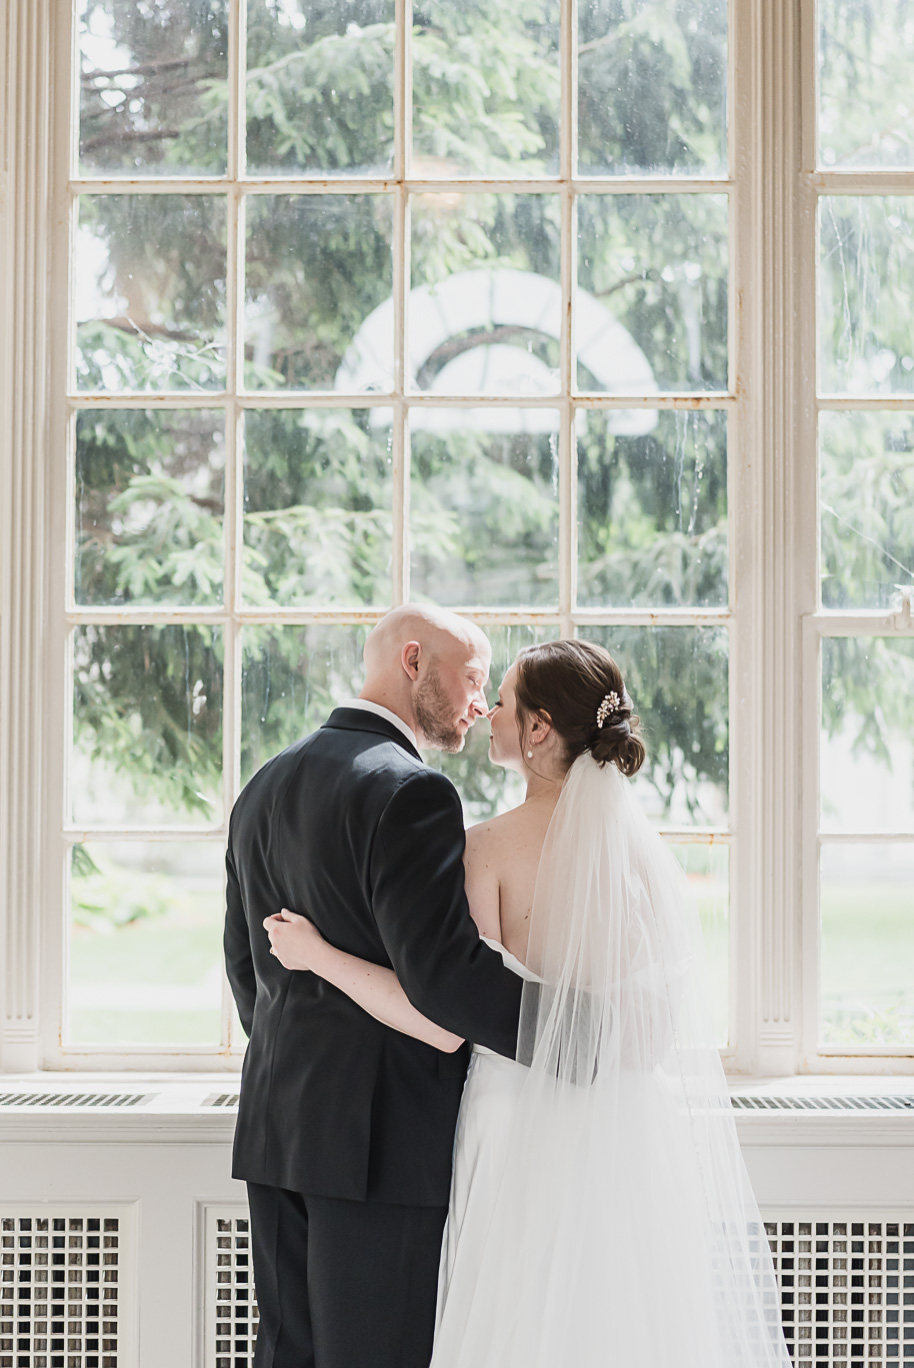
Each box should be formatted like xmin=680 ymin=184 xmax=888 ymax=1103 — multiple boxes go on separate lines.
xmin=514 ymin=639 xmax=646 ymax=778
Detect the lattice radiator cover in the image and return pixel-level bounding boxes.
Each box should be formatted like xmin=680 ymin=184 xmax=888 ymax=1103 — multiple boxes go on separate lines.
xmin=0 ymin=1206 xmax=133 ymax=1368
xmin=765 ymin=1215 xmax=914 ymax=1366
xmin=204 ymin=1208 xmax=259 ymax=1368
xmin=203 ymin=1206 xmax=914 ymax=1368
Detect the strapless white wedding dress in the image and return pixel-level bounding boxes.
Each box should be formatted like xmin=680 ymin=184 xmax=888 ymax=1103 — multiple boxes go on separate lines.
xmin=432 ymin=936 xmax=537 ymax=1365
xmin=432 ymin=760 xmax=789 ymax=1368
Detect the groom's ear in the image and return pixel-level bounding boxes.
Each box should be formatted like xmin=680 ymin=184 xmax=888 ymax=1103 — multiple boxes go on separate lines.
xmin=401 ymin=640 xmax=421 ymax=681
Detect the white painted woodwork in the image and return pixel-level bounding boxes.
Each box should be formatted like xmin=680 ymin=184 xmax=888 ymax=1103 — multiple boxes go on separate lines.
xmin=1 ymin=1079 xmax=913 ymax=1366
xmin=1 ymin=0 xmax=912 ymax=1073
xmin=0 ymin=0 xmax=57 ymax=1074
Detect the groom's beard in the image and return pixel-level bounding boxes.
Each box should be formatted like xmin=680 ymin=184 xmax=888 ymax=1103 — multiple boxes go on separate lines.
xmin=414 ymin=667 xmax=466 ymax=753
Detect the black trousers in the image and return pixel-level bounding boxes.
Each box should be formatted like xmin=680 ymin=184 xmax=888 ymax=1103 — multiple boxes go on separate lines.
xmin=247 ymin=1182 xmax=448 ymax=1368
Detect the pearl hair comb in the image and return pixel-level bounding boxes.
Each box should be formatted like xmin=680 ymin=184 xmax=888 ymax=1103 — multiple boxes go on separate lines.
xmin=596 ymin=692 xmax=622 ymax=728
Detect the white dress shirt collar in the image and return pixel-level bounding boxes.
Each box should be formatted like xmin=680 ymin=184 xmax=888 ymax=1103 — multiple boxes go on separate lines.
xmin=339 ymin=698 xmax=419 ymax=752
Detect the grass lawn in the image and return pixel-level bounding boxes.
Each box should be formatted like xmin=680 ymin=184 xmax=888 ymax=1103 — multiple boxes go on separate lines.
xmin=820 ymin=880 xmax=914 ymax=1045
xmin=69 ymin=907 xmax=224 ymax=1045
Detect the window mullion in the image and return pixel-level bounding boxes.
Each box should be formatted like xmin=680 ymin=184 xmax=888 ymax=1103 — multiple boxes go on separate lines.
xmin=61 ymin=829 xmax=228 ymax=843
xmin=817 ymin=395 xmax=914 ymax=411
xmin=812 ymin=172 xmax=914 ymax=194
xmin=231 ymin=0 xmax=246 ymax=183
xmin=221 ymin=0 xmax=246 ymax=1053
xmin=66 ymin=391 xmax=740 ymax=409
xmin=559 ymin=183 xmax=576 ymax=635
xmin=391 ymin=0 xmax=411 ymax=606
xmin=392 ymin=184 xmax=410 ymax=605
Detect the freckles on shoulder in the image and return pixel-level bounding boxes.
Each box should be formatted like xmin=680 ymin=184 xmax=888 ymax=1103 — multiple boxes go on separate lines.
xmin=464 ymin=817 xmax=495 ymax=857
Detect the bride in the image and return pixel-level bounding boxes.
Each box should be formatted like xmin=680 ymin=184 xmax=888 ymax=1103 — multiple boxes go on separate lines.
xmin=267 ymin=639 xmax=790 ymax=1368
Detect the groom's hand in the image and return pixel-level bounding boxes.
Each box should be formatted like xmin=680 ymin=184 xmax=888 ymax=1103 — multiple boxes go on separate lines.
xmin=264 ymin=908 xmax=326 ymax=972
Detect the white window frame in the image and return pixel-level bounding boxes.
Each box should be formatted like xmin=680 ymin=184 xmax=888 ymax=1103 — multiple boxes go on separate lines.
xmin=2 ymin=0 xmax=907 ymax=1076
xmin=796 ymin=0 xmax=914 ymax=1072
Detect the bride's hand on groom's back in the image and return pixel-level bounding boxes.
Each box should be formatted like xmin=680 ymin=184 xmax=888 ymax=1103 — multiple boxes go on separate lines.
xmin=263 ymin=908 xmax=325 ymax=972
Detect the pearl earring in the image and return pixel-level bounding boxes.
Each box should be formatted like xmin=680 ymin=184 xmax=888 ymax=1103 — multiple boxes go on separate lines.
xmin=526 ymin=749 xmax=534 ymax=759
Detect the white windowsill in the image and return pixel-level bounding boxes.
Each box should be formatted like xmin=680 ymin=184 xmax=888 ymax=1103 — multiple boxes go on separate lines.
xmin=0 ymin=1072 xmax=912 ymax=1145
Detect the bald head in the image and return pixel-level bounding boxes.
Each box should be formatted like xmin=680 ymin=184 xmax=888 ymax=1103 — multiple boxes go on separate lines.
xmin=364 ymin=605 xmax=488 ymax=675
xmin=360 ymin=605 xmax=492 ymax=752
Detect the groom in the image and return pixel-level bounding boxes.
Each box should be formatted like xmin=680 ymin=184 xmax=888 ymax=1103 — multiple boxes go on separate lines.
xmin=224 ymin=605 xmax=524 ymax=1368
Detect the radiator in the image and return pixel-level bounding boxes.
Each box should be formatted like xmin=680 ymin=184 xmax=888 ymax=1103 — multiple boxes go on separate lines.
xmin=0 ymin=1206 xmax=133 ymax=1368
xmin=200 ymin=1205 xmax=914 ymax=1368
xmin=204 ymin=1207 xmax=259 ymax=1368
xmin=764 ymin=1216 xmax=914 ymax=1366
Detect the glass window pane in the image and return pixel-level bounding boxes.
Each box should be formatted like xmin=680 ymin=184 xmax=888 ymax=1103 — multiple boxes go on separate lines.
xmin=243 ymin=408 xmax=393 ymax=607
xmin=76 ymin=195 xmax=227 ymax=393
xmin=241 ymin=623 xmax=369 ymax=784
xmin=578 ymin=625 xmax=729 ymax=826
xmin=578 ymin=0 xmax=727 ymax=178
xmin=241 ymin=622 xmax=550 ymax=814
xmin=410 ymin=193 xmax=561 ymax=398
xmin=818 ymin=0 xmax=914 ymax=170
xmin=245 ymin=193 xmax=394 ymax=391
xmin=820 ymin=843 xmax=914 ymax=1047
xmin=410 ymin=413 xmax=560 ymax=608
xmin=668 ymin=842 xmax=728 ymax=1046
xmin=69 ymin=841 xmax=225 ymax=1045
xmin=72 ymin=625 xmax=223 ymax=826
xmin=75 ymin=408 xmax=225 ymax=607
xmin=430 ymin=624 xmax=553 ymax=821
xmin=79 ymin=0 xmax=228 ymax=177
xmin=576 ymin=194 xmax=728 ymax=393
xmin=412 ymin=1 xmax=560 ymax=178
xmin=577 ymin=408 xmax=728 ymax=608
xmin=247 ymin=0 xmax=395 ymax=176
xmin=820 ymin=412 xmax=914 ymax=611
xmin=821 ymin=637 xmax=914 ymax=835
xmin=819 ymin=197 xmax=914 ymax=396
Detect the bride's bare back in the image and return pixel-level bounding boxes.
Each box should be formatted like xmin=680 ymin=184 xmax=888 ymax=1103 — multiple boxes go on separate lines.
xmin=463 ymin=792 xmax=561 ymax=965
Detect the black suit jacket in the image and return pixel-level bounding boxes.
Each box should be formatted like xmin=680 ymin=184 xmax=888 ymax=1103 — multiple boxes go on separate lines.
xmin=224 ymin=707 xmax=524 ymax=1206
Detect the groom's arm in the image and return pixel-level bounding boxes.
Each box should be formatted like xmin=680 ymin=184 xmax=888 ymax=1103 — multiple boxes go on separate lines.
xmin=224 ymin=830 xmax=256 ymax=1038
xmin=370 ymin=769 xmax=523 ymax=1059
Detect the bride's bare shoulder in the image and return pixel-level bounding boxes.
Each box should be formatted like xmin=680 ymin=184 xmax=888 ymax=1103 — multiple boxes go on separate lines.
xmin=465 ymin=805 xmax=529 ymax=860
xmin=463 ymin=810 xmax=526 ymax=939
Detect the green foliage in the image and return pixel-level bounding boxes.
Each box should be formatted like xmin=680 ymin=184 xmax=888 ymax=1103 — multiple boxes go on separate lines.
xmin=74 ymin=623 xmax=224 ymax=818
xmin=247 ymin=3 xmax=395 ymax=174
xmin=411 ymin=428 xmax=559 ymax=607
xmin=240 ymin=623 xmax=369 ymax=782
xmin=820 ymin=412 xmax=914 ymax=610
xmin=819 ymin=196 xmax=914 ymax=395
xmin=76 ymin=409 xmax=226 ymax=605
xmin=818 ymin=0 xmax=914 ymax=168
xmin=72 ymin=845 xmax=177 ymax=931
xmin=577 ymin=410 xmax=728 ymax=608
xmin=581 ymin=625 xmax=729 ymax=821
xmin=74 ymin=0 xmax=912 ymax=832
xmin=821 ymin=1004 xmax=910 ymax=1047
xmin=243 ymin=409 xmax=394 ymax=604
xmin=80 ymin=0 xmax=229 ymax=176
xmin=821 ymin=637 xmax=914 ymax=771
xmin=412 ymin=0 xmax=560 ymax=175
xmin=74 ymin=0 xmax=733 ymax=825
xmin=76 ymin=194 xmax=228 ymax=393
xmin=578 ymin=0 xmax=727 ymax=175
xmin=577 ymin=192 xmax=729 ymax=391
xmin=245 ymin=194 xmax=394 ymax=390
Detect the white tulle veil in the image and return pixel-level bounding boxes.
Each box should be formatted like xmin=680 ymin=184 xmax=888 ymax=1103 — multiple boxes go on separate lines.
xmin=448 ymin=754 xmax=790 ymax=1368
